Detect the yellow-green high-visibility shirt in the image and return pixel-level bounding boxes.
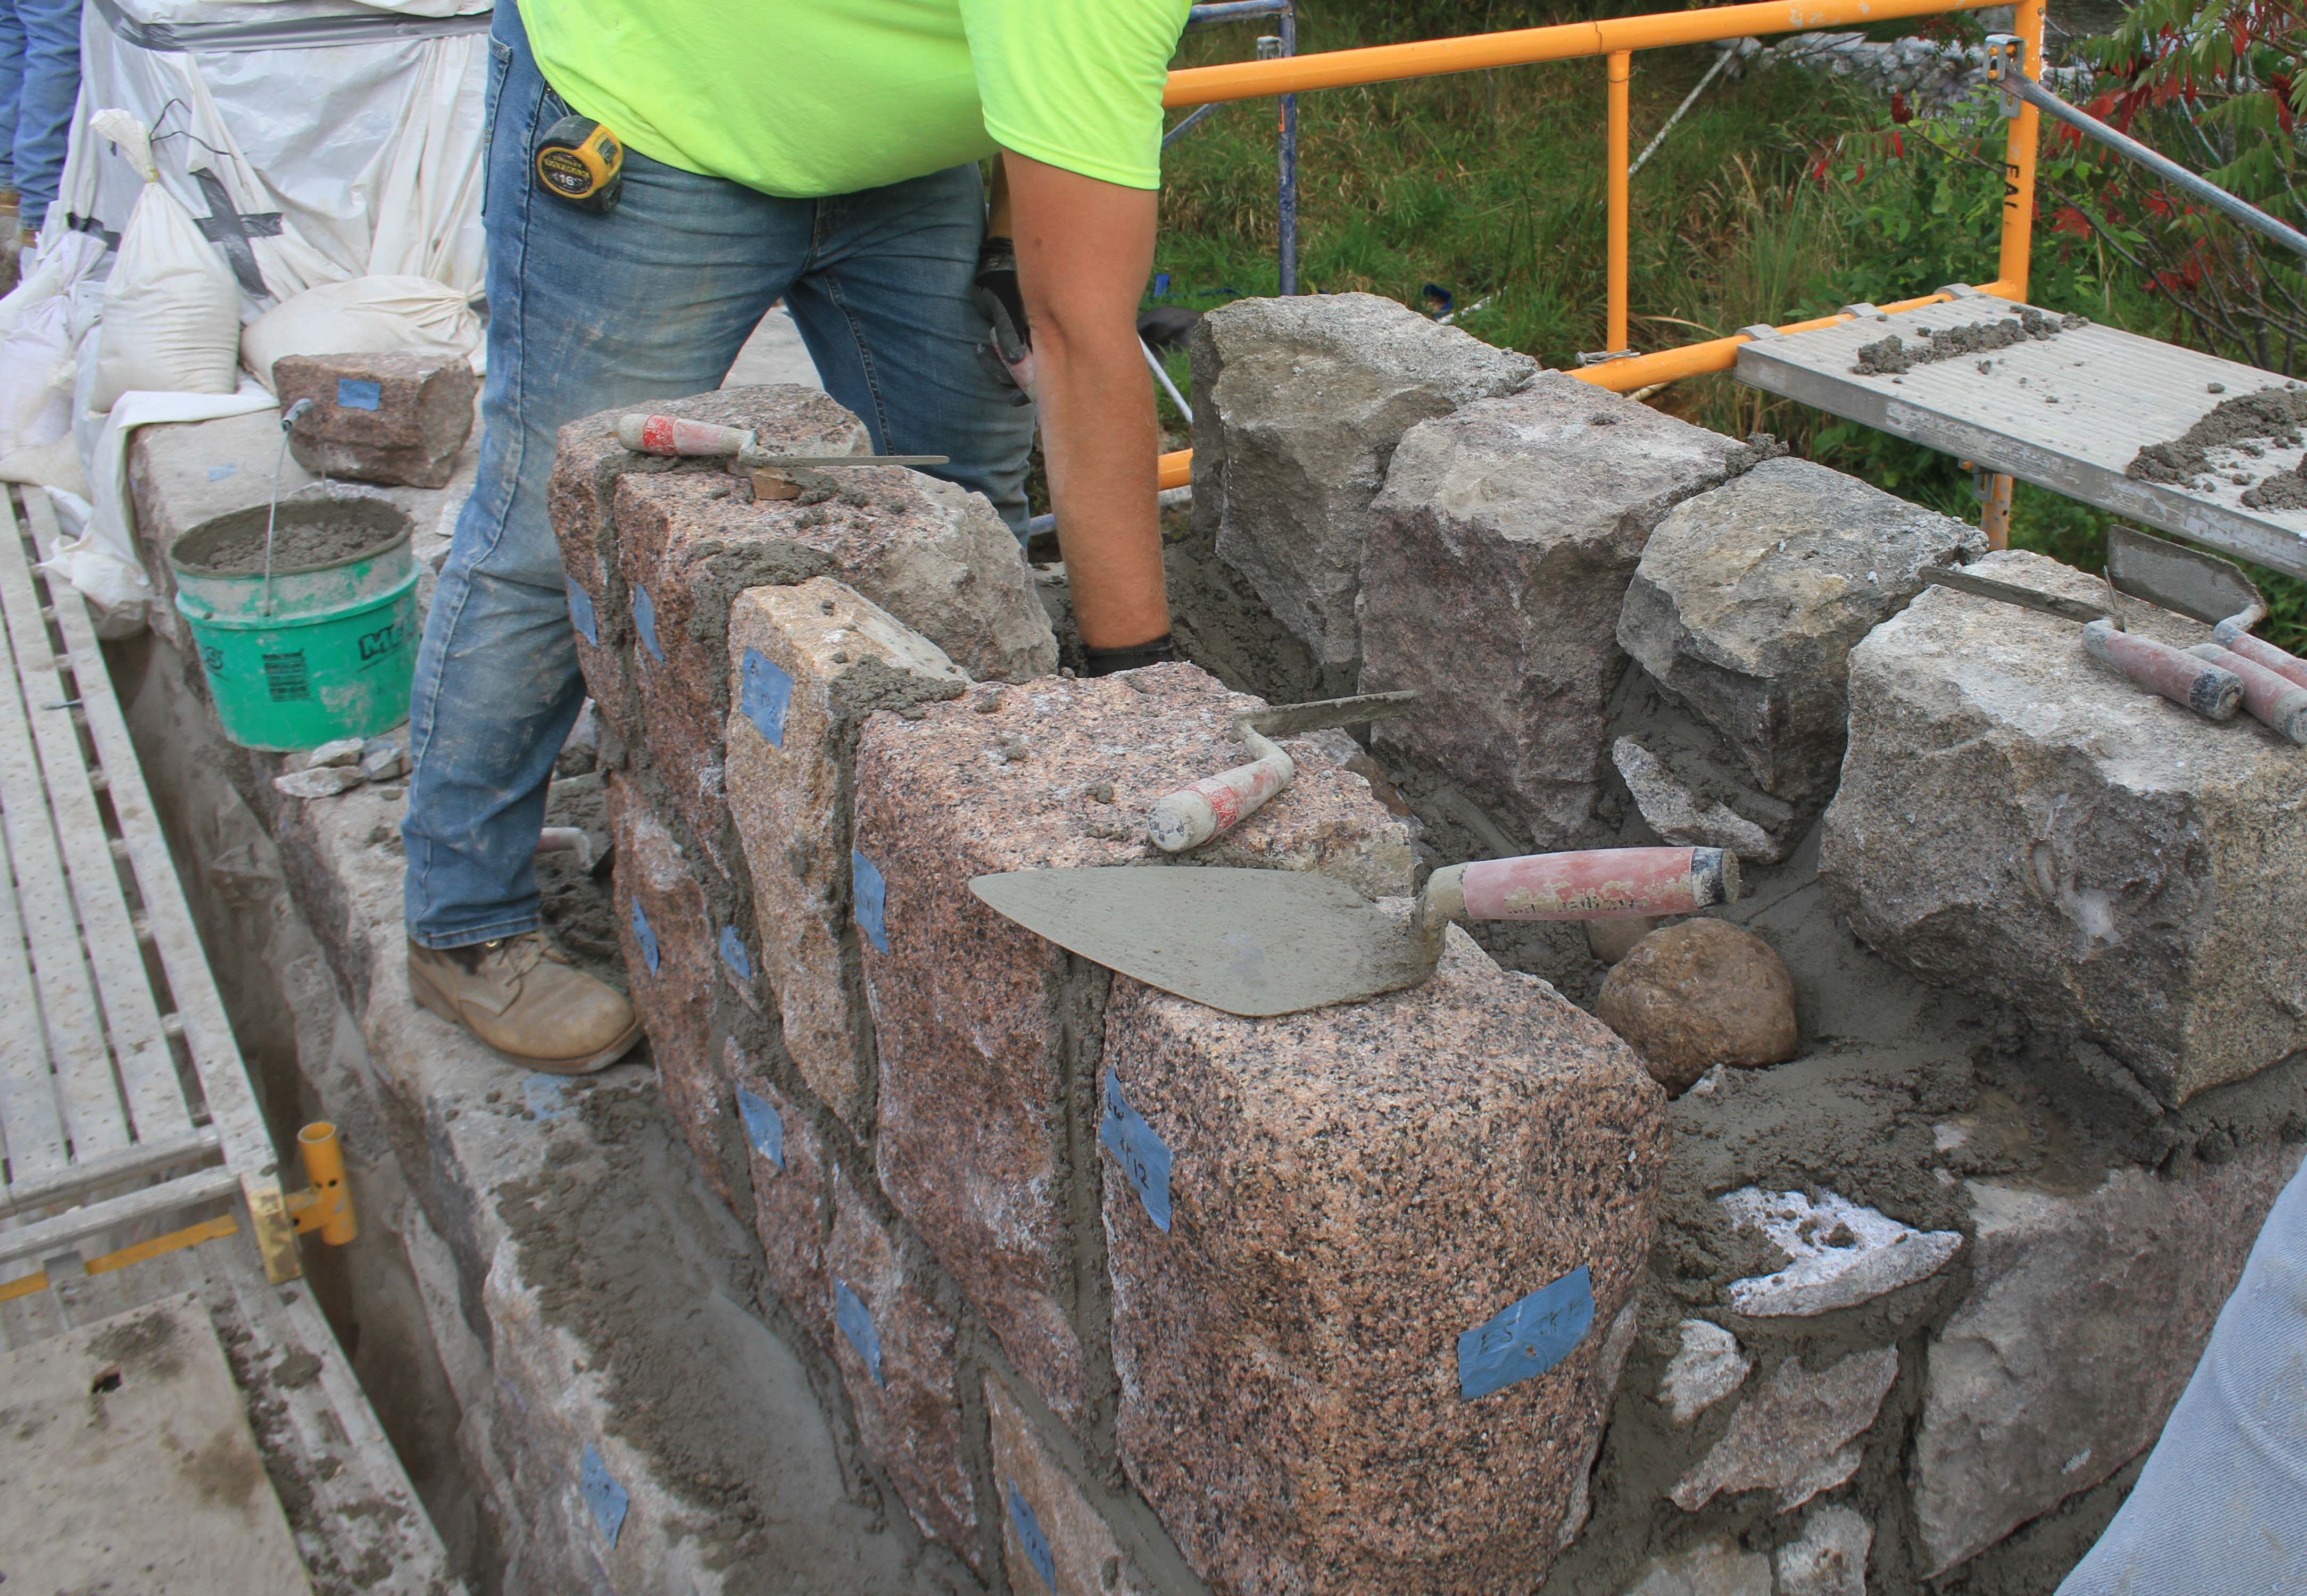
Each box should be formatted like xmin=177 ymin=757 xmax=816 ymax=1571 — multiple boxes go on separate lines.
xmin=521 ymin=0 xmax=1192 ymax=200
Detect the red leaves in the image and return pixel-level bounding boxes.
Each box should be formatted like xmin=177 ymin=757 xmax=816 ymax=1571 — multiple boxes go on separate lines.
xmin=1889 ymin=90 xmax=1914 ymax=126
xmin=2052 ymin=204 xmax=2092 ymax=237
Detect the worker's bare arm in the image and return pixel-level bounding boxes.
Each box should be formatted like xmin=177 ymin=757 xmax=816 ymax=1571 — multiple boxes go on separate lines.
xmin=1000 ymin=149 xmax=1169 ymax=651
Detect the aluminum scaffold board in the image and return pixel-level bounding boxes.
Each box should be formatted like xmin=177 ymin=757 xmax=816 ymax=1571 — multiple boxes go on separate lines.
xmin=1735 ymin=293 xmax=2307 ymax=581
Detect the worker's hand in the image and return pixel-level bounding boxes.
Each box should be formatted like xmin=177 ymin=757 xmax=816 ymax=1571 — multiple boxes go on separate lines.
xmin=1001 ymin=148 xmax=1169 ymax=653
xmin=972 ymin=237 xmax=1035 ymax=405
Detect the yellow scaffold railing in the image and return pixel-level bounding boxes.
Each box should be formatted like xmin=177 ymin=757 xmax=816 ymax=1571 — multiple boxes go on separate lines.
xmin=1153 ymin=0 xmax=2047 ymax=544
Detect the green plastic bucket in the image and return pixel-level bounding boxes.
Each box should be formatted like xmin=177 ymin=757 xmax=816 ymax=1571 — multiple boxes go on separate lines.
xmin=170 ymin=495 xmax=419 ymax=752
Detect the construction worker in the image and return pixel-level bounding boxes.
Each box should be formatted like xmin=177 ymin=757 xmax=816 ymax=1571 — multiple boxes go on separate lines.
xmin=401 ymin=0 xmax=1186 ymax=1073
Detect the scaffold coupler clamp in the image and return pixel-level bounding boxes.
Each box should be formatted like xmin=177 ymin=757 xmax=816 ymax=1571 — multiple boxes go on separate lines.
xmin=1982 ymin=35 xmax=2024 ymax=118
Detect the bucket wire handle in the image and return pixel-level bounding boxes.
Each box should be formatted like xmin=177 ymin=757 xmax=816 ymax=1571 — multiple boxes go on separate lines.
xmin=263 ymin=398 xmax=315 ymax=619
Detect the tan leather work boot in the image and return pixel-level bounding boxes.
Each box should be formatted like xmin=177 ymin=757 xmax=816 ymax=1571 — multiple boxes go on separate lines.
xmin=408 ymin=933 xmax=643 ymax=1074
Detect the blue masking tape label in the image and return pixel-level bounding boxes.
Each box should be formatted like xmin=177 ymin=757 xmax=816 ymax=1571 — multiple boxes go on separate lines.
xmin=579 ymin=1444 xmax=628 ymax=1545
xmin=633 ymin=583 xmax=663 ymax=662
xmin=630 ymin=899 xmax=660 ymax=975
xmin=1100 ymin=1071 xmax=1173 ymax=1232
xmin=336 ymin=377 xmax=383 ymax=411
xmin=736 ymin=1087 xmax=784 ymax=1171
xmin=567 ymin=580 xmax=598 ymax=646
xmin=719 ymin=924 xmax=752 ymax=981
xmin=1457 ymin=1265 xmax=1595 ymax=1401
xmin=1009 ymin=1486 xmax=1057 ymax=1590
xmin=205 ymin=463 xmax=238 ymax=481
xmin=740 ymin=648 xmax=793 ymax=747
xmin=852 ymin=851 xmax=889 ymax=952
xmin=833 ymin=1280 xmax=883 ymax=1385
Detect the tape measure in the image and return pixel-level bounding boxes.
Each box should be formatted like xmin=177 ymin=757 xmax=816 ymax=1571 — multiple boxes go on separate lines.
xmin=535 ymin=113 xmax=623 ymax=212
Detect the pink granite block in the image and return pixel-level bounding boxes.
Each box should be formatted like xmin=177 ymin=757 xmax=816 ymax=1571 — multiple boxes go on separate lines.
xmin=724 ymin=1041 xmax=833 ymax=1350
xmin=825 ymin=1169 xmax=981 ymax=1566
xmin=1101 ymin=925 xmax=1667 ymax=1595
xmin=850 ymin=664 xmax=1417 ymax=1431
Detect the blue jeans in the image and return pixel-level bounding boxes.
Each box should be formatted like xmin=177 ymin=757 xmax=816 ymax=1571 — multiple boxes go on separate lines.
xmin=402 ymin=1 xmax=1033 ymax=949
xmin=2057 ymin=1146 xmax=2307 ymax=1594
xmin=0 ymin=0 xmax=82 ymax=220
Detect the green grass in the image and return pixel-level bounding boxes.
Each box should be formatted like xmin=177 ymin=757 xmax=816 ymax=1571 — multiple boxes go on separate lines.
xmin=1146 ymin=5 xmax=2307 ymax=649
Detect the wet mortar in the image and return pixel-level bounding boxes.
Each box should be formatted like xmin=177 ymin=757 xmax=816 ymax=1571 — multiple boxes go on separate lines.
xmin=174 ymin=509 xmax=408 ymax=575
xmin=2128 ymin=385 xmax=2307 ymax=493
xmin=1852 ymin=307 xmax=2088 ymax=376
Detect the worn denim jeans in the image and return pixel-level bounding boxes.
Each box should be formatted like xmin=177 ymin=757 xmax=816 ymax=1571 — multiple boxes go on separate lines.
xmin=0 ymin=0 xmax=84 ymax=220
xmin=402 ymin=1 xmax=1033 ymax=949
xmin=2055 ymin=1145 xmax=2307 ymax=1595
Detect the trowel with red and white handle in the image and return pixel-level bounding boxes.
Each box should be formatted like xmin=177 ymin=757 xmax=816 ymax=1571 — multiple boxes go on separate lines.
xmin=970 ymin=846 xmax=1738 ymax=1017
xmin=1146 ymin=690 xmax=1419 ymax=853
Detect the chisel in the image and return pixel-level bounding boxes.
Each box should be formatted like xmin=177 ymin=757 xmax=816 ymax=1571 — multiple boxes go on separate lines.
xmin=1921 ymin=566 xmax=2243 ymax=722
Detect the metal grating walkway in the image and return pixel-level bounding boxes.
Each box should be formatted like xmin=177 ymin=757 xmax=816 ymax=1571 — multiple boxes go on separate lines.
xmin=1735 ymin=289 xmax=2307 ymax=581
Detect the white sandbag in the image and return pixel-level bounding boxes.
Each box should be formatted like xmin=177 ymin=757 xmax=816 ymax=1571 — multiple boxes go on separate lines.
xmin=0 ymin=436 xmax=93 ymax=499
xmin=88 ymin=109 xmax=242 ymax=412
xmin=0 ymin=293 xmax=74 ymax=455
xmin=242 ymin=273 xmax=483 ymax=390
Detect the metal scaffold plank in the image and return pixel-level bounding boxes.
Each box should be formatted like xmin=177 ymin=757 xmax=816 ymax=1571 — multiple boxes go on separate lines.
xmin=1735 ymin=297 xmax=2307 ymax=580
xmin=14 ymin=490 xmax=297 ymax=1280
xmin=0 ymin=497 xmax=190 ymax=1150
xmin=0 ymin=520 xmax=124 ymax=1166
xmin=0 ymin=776 xmax=68 ymax=1185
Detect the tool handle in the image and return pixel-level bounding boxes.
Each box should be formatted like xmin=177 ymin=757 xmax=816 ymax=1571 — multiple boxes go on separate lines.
xmin=2212 ymin=618 xmax=2307 ymax=692
xmin=617 ymin=414 xmax=753 ymax=458
xmin=1425 ymin=846 xmax=1739 ymax=924
xmin=2081 ymin=620 xmax=2242 ymax=721
xmin=2189 ymin=645 xmax=2307 ymax=744
xmin=1147 ymin=729 xmax=1293 ymax=852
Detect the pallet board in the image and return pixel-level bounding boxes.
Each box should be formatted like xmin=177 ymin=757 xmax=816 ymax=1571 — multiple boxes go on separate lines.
xmin=1735 ymin=292 xmax=2307 ymax=580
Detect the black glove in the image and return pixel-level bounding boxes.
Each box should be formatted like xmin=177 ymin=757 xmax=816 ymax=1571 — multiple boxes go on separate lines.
xmin=973 ymin=236 xmax=1035 ymax=405
xmin=1082 ymin=634 xmax=1176 ymax=677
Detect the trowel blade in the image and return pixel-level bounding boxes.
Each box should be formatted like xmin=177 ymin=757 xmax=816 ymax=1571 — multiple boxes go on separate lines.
xmin=969 ymin=866 xmax=1430 ymax=1017
xmin=2106 ymin=525 xmax=2264 ymax=625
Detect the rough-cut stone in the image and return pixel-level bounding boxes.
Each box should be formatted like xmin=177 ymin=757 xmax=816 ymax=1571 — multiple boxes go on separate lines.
xmin=824 ymin=1168 xmax=978 ymax=1565
xmin=1102 ymin=924 xmax=1667 ymax=1596
xmin=1777 ymin=1504 xmax=1871 ymax=1596
xmin=1822 ymin=550 xmax=2307 ymax=1104
xmin=1721 ymin=1186 xmax=1962 ymax=1316
xmin=1912 ymin=1143 xmax=2300 ymax=1575
xmin=1361 ymin=376 xmax=1757 ymax=845
xmin=851 ymin=663 xmax=1416 ymax=1428
xmin=552 ymin=385 xmax=868 ymax=755
xmin=1595 ymin=919 xmax=1799 ymax=1094
xmin=275 ymin=348 xmax=477 ymax=488
xmin=1661 ymin=1320 xmax=1752 ymax=1425
xmin=608 ymin=775 xmax=735 ymax=1208
xmin=725 ymin=1044 xmax=833 ymax=1350
xmin=1558 ymin=1305 xmax=1639 ymax=1550
xmin=986 ymin=1377 xmax=1159 ymax=1596
xmin=1619 ymin=456 xmax=1983 ymax=808
xmin=551 ymin=386 xmax=1053 ymax=850
xmin=1189 ymin=292 xmax=1536 ymax=684
xmin=1621 ymin=1541 xmax=1775 ymax=1596
xmin=724 ymin=578 xmax=967 ymax=1130
xmin=1669 ymin=1347 xmax=1898 ymax=1513
xmin=1613 ymin=737 xmax=1788 ymax=863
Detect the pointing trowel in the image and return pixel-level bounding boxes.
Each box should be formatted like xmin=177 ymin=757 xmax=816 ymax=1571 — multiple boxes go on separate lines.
xmin=971 ymin=846 xmax=1738 ymax=1017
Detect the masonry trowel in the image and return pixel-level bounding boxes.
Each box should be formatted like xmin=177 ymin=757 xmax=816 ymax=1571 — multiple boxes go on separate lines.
xmin=970 ymin=846 xmax=1739 ymax=1017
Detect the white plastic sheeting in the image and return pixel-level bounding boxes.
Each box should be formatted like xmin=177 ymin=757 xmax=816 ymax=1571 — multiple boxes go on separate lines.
xmin=11 ymin=0 xmax=491 ymax=619
xmin=57 ymin=0 xmax=491 ymax=309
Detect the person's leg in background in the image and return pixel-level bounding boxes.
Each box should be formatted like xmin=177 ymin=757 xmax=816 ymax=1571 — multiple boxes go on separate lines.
xmin=12 ymin=0 xmax=77 ymax=239
xmin=783 ymin=162 xmax=1036 ymax=536
xmin=400 ymin=1 xmax=804 ymax=1071
xmin=0 ymin=0 xmax=24 ymax=285
xmin=2055 ymin=1146 xmax=2307 ymax=1594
